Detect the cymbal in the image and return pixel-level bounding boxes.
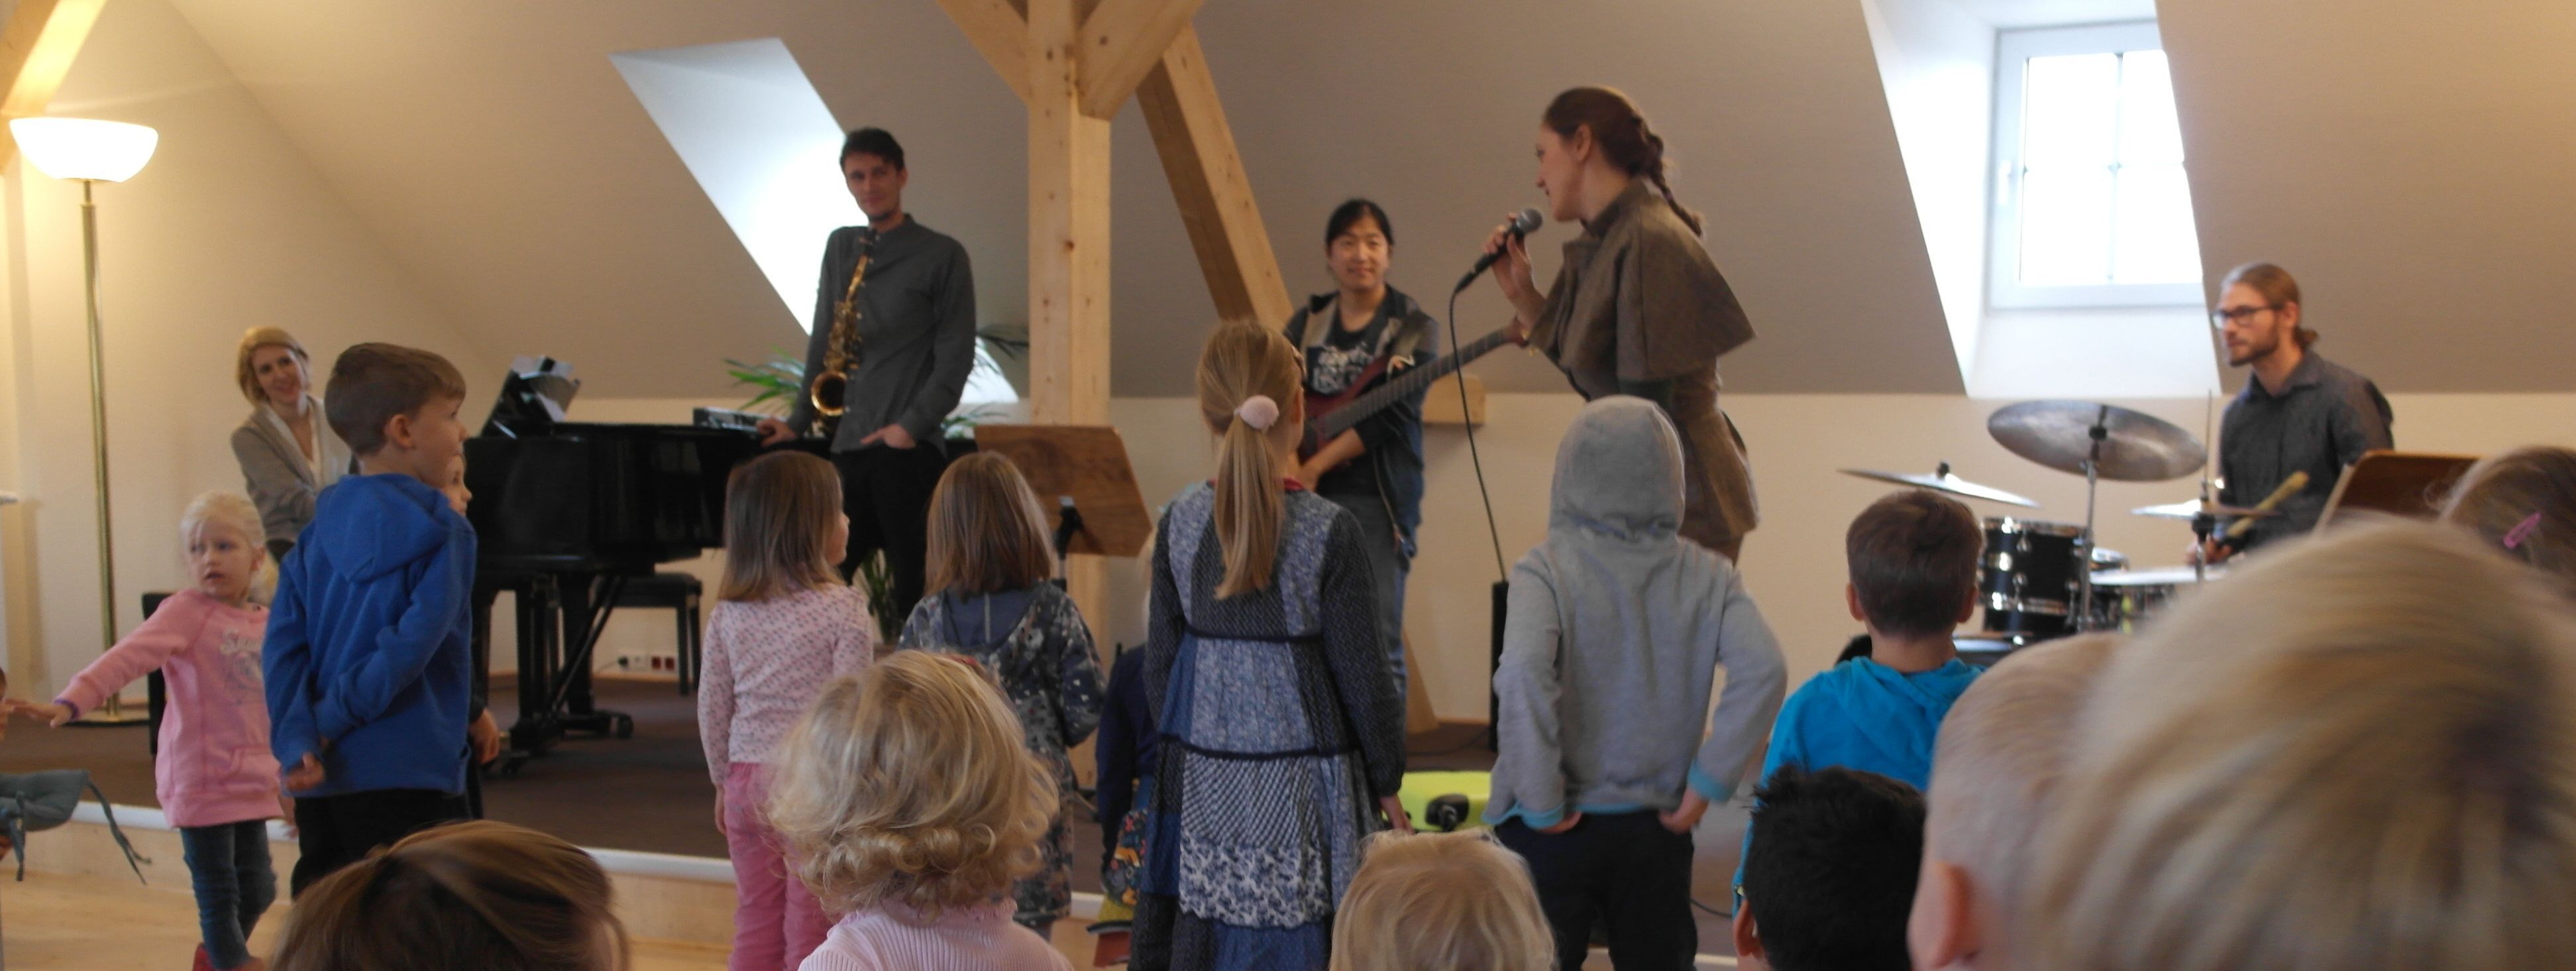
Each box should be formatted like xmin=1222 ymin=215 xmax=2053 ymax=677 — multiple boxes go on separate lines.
xmin=1987 ymin=400 xmax=2206 ymax=483
xmin=2130 ymin=498 xmax=2279 ymax=521
xmin=1840 ymin=467 xmax=2039 ymax=508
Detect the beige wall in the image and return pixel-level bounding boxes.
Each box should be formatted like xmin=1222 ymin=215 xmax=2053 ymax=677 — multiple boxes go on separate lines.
xmin=557 ymin=390 xmax=2576 ymax=726
xmin=0 ymin=0 xmax=499 ymax=698
xmin=1102 ymin=391 xmax=2576 ymax=722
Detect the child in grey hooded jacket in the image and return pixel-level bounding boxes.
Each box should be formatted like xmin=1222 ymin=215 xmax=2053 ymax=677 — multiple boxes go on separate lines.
xmin=1487 ymin=395 xmax=1788 ymax=969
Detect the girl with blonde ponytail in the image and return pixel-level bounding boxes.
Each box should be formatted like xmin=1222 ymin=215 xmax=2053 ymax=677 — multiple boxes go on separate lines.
xmin=1483 ymin=84 xmax=1763 ymax=562
xmin=1132 ymin=320 xmax=1412 ymax=970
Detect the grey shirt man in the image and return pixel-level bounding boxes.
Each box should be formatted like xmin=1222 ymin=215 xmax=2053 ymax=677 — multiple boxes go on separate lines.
xmin=2220 ymin=351 xmax=2393 ymax=551
xmin=784 ymin=217 xmax=977 ymax=452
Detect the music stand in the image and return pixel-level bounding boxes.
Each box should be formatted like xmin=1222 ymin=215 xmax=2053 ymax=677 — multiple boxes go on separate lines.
xmin=969 ymin=425 xmax=1152 ymax=560
xmin=2318 ymin=450 xmax=2481 ymax=529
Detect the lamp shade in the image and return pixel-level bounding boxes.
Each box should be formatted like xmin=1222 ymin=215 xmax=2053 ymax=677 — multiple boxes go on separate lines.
xmin=10 ymin=117 xmax=158 ymax=182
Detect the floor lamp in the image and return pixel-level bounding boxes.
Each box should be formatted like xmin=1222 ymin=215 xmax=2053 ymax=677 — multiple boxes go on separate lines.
xmin=11 ymin=117 xmax=158 ymax=724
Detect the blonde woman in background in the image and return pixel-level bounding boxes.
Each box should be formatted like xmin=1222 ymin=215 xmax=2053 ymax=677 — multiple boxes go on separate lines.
xmin=229 ymin=327 xmax=355 ymax=558
xmin=2025 ymin=522 xmax=2576 ymax=971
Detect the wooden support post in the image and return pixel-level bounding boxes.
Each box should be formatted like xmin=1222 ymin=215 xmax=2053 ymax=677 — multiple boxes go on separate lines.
xmin=940 ymin=0 xmax=1283 ymax=687
xmin=1025 ymin=0 xmax=1112 ymax=428
xmin=1136 ymin=27 xmax=1292 ymax=328
xmin=0 ymin=0 xmax=111 ymax=171
xmin=1022 ymin=0 xmax=1115 ymax=683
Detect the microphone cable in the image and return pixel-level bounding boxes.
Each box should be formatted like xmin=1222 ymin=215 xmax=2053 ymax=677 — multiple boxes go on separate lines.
xmin=1446 ymin=286 xmax=1509 ymax=583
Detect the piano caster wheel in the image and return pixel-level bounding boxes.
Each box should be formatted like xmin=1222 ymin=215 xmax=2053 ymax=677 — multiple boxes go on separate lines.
xmin=610 ymin=714 xmax=635 ymax=740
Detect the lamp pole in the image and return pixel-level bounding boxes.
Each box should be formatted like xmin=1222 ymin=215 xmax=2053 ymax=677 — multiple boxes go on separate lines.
xmin=7 ymin=117 xmax=160 ymax=725
xmin=76 ymin=176 xmax=138 ymax=723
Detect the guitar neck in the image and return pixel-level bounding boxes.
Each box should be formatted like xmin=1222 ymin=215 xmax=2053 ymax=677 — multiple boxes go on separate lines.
xmin=1313 ymin=327 xmax=1515 ymax=441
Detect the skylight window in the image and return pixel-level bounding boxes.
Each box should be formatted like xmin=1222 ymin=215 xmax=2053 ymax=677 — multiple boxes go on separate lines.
xmin=1990 ymin=22 xmax=2203 ymax=308
xmin=614 ymin=39 xmax=1016 ymax=406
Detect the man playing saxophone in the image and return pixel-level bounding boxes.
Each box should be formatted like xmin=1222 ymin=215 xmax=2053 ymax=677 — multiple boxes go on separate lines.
xmin=757 ymin=127 xmax=978 ymax=622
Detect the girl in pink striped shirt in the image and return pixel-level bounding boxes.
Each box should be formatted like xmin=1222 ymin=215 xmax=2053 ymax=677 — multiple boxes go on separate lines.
xmin=768 ymin=652 xmax=1072 ymax=971
xmin=8 ymin=493 xmax=282 ymax=971
xmin=698 ymin=451 xmax=878 ymax=971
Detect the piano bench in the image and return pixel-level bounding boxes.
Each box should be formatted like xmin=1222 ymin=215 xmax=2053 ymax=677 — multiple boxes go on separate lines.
xmin=613 ymin=572 xmax=705 ymax=695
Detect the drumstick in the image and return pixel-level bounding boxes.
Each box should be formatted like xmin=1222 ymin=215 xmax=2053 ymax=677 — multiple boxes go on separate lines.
xmin=2222 ymin=471 xmax=2311 ymax=542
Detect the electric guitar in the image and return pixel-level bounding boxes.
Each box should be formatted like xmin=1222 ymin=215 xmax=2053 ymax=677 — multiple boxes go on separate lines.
xmin=1298 ymin=325 xmax=1517 ymax=458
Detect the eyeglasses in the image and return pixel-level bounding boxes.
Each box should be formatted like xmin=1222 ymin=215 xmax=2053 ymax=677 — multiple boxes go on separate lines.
xmin=2210 ymin=304 xmax=2281 ymax=329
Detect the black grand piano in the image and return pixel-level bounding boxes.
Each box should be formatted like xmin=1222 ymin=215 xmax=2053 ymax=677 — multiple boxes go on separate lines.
xmin=464 ymin=357 xmax=769 ymax=762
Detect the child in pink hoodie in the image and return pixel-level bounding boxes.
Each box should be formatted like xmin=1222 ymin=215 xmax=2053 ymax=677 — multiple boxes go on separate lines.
xmin=9 ymin=492 xmax=284 ymax=971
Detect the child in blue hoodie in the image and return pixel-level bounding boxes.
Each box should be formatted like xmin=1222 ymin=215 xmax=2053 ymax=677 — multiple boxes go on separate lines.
xmin=1739 ymin=490 xmax=1984 ymax=891
xmin=264 ymin=343 xmax=476 ymax=896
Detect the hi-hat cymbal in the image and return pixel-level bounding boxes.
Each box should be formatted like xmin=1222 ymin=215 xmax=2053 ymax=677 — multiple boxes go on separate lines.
xmin=1840 ymin=467 xmax=2039 ymax=508
xmin=2131 ymin=498 xmax=2279 ymax=521
xmin=1988 ymin=400 xmax=2206 ymax=483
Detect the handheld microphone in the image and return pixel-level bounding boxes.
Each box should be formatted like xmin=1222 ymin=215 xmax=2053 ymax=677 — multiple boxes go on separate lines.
xmin=1455 ymin=207 xmax=1545 ymax=293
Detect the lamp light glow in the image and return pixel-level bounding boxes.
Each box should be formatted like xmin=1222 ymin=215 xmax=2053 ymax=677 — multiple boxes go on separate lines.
xmin=11 ymin=117 xmax=158 ymax=182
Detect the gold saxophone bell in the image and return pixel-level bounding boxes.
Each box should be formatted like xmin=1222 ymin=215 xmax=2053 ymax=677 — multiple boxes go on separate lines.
xmin=810 ymin=248 xmax=871 ymax=418
xmin=810 ymin=369 xmax=849 ymax=418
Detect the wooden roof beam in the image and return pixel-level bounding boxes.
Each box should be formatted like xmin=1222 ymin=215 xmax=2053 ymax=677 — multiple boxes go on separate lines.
xmin=0 ymin=0 xmax=110 ymax=170
xmin=1136 ymin=26 xmax=1291 ymax=328
xmin=1073 ymin=0 xmax=1201 ymax=119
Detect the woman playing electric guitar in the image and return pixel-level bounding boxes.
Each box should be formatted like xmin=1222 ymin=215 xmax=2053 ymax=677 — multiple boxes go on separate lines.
xmin=1286 ymin=198 xmax=1438 ymax=697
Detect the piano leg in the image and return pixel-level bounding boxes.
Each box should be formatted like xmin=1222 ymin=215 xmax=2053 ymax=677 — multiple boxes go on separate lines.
xmin=510 ymin=575 xmax=566 ymax=756
xmin=470 ymin=581 xmax=534 ymax=780
xmin=549 ymin=575 xmax=635 ymax=740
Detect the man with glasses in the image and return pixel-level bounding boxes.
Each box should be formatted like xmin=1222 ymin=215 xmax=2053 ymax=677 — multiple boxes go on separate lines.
xmin=2200 ymin=262 xmax=2392 ymax=562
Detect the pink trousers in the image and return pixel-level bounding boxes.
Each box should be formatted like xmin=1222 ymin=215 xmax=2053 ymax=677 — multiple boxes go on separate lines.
xmin=723 ymin=762 xmax=831 ymax=971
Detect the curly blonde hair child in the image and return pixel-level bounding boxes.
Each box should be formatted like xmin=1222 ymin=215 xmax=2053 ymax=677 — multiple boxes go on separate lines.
xmin=1330 ymin=831 xmax=1554 ymax=971
xmin=767 ymin=651 xmax=1072 ymax=968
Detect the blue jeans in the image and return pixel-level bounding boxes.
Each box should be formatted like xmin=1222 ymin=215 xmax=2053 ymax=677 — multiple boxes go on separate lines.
xmin=178 ymin=821 xmax=277 ymax=969
xmin=1322 ymin=492 xmax=1413 ymax=697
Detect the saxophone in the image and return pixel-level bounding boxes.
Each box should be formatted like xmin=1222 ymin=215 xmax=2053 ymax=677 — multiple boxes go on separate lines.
xmin=808 ymin=231 xmax=876 ymax=417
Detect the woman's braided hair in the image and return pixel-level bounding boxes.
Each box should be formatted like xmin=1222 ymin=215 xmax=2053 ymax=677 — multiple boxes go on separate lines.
xmin=1543 ymin=86 xmax=1703 ymax=235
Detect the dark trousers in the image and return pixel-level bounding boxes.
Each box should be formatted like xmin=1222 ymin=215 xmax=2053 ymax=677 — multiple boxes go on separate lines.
xmin=178 ymin=821 xmax=276 ymax=969
xmin=1496 ymin=812 xmax=1698 ymax=971
xmin=1322 ymin=492 xmax=1411 ymax=695
xmin=290 ymin=788 xmax=470 ymax=897
xmin=832 ymin=445 xmax=949 ymax=625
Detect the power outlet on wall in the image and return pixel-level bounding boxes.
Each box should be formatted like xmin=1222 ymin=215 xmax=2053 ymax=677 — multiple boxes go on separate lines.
xmin=612 ymin=652 xmax=681 ymax=676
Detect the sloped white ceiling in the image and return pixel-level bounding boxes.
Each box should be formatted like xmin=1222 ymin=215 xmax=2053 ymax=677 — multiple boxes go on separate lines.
xmin=2161 ymin=0 xmax=2576 ymax=392
xmin=154 ymin=0 xmax=1966 ymax=397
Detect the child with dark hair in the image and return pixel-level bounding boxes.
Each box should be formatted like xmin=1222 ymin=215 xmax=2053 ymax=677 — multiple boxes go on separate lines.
xmin=1735 ymin=766 xmax=1926 ymax=971
xmin=1739 ymin=489 xmax=1982 ymax=889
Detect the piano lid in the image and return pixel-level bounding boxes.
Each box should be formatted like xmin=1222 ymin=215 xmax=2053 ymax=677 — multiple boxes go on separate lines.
xmin=484 ymin=356 xmax=582 ymax=438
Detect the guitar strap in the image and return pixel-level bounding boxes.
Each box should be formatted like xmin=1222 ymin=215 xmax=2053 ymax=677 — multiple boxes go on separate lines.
xmin=1289 ymin=292 xmax=1430 ymax=378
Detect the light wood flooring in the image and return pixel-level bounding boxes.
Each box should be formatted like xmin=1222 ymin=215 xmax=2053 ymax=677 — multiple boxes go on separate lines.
xmin=0 ymin=871 xmax=1107 ymax=970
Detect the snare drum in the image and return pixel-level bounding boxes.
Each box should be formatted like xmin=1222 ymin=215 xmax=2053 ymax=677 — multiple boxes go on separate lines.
xmin=1980 ymin=518 xmax=2088 ymax=638
xmin=2090 ymin=565 xmax=2223 ymax=632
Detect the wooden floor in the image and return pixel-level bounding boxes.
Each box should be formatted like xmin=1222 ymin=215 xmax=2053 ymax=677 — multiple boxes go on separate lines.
xmin=0 ymin=871 xmax=1102 ymax=970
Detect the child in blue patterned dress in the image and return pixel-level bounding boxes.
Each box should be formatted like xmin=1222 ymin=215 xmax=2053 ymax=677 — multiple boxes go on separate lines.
xmin=1132 ymin=320 xmax=1412 ymax=971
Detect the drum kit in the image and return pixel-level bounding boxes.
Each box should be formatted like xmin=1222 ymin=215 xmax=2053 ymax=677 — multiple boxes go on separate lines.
xmin=1843 ymin=398 xmax=2277 ymax=657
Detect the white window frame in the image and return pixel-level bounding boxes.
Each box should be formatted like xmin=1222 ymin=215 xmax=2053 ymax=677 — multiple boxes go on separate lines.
xmin=1988 ymin=20 xmax=2200 ymax=310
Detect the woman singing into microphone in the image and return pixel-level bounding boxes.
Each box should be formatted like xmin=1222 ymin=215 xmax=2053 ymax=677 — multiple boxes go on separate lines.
xmin=1486 ymin=86 xmax=1759 ymax=561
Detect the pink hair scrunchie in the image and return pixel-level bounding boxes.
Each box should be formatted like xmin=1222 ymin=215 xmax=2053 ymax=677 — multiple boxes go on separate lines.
xmin=1234 ymin=394 xmax=1281 ymax=431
